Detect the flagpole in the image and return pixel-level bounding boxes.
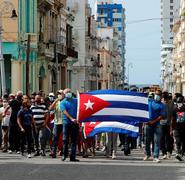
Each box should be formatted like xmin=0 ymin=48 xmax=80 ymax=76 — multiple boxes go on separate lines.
xmin=76 ymin=90 xmax=80 ymax=122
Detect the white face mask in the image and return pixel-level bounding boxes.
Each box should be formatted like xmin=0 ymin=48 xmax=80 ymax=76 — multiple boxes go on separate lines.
xmin=177 ymin=103 xmax=183 ymax=108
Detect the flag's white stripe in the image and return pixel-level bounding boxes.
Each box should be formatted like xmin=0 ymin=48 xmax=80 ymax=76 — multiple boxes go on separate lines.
xmin=92 ymin=108 xmax=149 ymax=118
xmin=93 ymin=94 xmax=148 ymax=104
xmin=95 ymin=122 xmax=139 ymax=133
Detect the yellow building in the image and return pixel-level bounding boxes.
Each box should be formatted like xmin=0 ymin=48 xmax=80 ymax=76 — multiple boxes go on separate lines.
xmin=0 ymin=0 xmax=18 ymax=94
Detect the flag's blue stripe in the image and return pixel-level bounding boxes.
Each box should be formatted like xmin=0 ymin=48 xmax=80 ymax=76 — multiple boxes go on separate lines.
xmin=86 ymin=89 xmax=147 ymax=97
xmin=83 ymin=115 xmax=149 ymax=124
xmin=87 ymin=127 xmax=138 ymax=138
xmin=107 ymin=101 xmax=148 ymax=111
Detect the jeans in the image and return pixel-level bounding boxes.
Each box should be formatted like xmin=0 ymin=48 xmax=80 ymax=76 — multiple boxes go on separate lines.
xmin=144 ymin=125 xmax=161 ymax=158
xmin=106 ymin=133 xmax=117 ymax=155
xmin=52 ymin=124 xmax=63 ymax=154
xmin=160 ymin=125 xmax=171 ymax=155
xmin=2 ymin=126 xmax=9 ymax=150
xmin=63 ymin=123 xmax=79 ymax=160
xmin=20 ymin=125 xmax=33 ymax=154
xmin=174 ymin=123 xmax=185 ymax=155
xmin=9 ymin=124 xmax=20 ymax=151
xmin=34 ymin=126 xmax=50 ymax=152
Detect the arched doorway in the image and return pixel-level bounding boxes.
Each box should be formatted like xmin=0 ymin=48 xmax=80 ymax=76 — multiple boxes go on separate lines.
xmin=39 ymin=65 xmax=46 ymax=91
xmin=49 ymin=67 xmax=57 ymax=93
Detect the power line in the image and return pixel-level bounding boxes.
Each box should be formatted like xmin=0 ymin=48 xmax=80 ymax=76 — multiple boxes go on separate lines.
xmin=126 ymin=17 xmax=179 ymax=24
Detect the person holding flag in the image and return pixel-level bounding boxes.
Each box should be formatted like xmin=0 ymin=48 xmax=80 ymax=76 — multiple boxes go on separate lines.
xmin=60 ymin=88 xmax=79 ymax=162
xmin=144 ymin=89 xmax=166 ymax=163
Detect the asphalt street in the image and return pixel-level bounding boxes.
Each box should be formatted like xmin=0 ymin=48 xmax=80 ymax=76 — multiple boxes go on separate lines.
xmin=0 ymin=149 xmax=184 ymax=180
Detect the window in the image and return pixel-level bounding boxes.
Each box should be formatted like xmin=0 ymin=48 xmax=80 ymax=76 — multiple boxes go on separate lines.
xmin=170 ymin=12 xmax=173 ymax=16
xmin=170 ymin=6 xmax=173 ymax=10
xmin=100 ymin=9 xmax=104 ymax=14
xmin=170 ymin=0 xmax=173 ymax=3
xmin=170 ymin=18 xmax=173 ymax=22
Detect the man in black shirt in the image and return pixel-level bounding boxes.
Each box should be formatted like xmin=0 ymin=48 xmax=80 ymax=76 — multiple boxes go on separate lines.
xmin=6 ymin=91 xmax=23 ymax=153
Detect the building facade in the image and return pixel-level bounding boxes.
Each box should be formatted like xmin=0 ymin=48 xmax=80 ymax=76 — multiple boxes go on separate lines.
xmin=0 ymin=0 xmax=19 ymax=94
xmin=96 ymin=1 xmax=126 ymax=88
xmin=172 ymin=0 xmax=185 ymax=95
xmin=160 ymin=0 xmax=180 ymax=90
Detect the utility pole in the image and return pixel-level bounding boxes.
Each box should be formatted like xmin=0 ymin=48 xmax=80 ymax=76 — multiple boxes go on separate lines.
xmin=0 ymin=16 xmax=6 ymax=96
xmin=26 ymin=34 xmax=31 ymax=96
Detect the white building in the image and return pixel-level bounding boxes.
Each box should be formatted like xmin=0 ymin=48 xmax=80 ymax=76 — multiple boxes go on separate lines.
xmin=160 ymin=0 xmax=180 ymax=90
xmin=67 ymin=0 xmax=101 ymax=92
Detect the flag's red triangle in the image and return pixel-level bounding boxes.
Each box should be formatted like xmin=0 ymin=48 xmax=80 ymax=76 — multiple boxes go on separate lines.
xmin=78 ymin=93 xmax=110 ymax=121
xmin=84 ymin=122 xmax=101 ymax=138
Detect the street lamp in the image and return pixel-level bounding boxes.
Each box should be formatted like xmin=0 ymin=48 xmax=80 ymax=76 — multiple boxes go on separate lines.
xmin=0 ymin=1 xmax=18 ymax=95
xmin=127 ymin=62 xmax=133 ymax=90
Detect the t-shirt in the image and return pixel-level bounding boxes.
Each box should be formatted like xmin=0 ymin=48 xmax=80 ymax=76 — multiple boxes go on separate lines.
xmin=149 ymin=100 xmax=166 ymax=126
xmin=60 ymin=98 xmax=77 ymax=125
xmin=31 ymin=103 xmax=48 ymax=126
xmin=173 ymin=104 xmax=185 ymax=123
xmin=54 ymin=101 xmax=63 ymax=125
xmin=17 ymin=108 xmax=33 ymax=126
xmin=0 ymin=107 xmax=11 ymax=126
xmin=9 ymin=99 xmax=22 ymax=125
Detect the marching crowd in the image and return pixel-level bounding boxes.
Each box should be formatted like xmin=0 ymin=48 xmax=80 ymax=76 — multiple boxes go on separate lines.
xmin=0 ymin=88 xmax=184 ymax=163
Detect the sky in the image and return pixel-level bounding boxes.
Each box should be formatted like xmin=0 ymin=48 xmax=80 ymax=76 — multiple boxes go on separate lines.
xmin=89 ymin=0 xmax=161 ymax=85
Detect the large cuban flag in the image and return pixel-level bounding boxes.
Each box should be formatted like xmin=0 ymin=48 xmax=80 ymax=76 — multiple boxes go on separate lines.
xmin=77 ymin=90 xmax=149 ymax=138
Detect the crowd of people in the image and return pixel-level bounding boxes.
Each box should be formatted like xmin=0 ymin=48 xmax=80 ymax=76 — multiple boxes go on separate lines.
xmin=0 ymin=88 xmax=184 ymax=163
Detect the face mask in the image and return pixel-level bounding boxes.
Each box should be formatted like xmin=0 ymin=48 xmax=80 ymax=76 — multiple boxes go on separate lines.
xmin=65 ymin=93 xmax=72 ymax=99
xmin=49 ymin=97 xmax=54 ymax=102
xmin=17 ymin=95 xmax=23 ymax=101
xmin=3 ymin=102 xmax=8 ymax=108
xmin=177 ymin=103 xmax=183 ymax=108
xmin=58 ymin=95 xmax=63 ymax=100
xmin=154 ymin=95 xmax=161 ymax=102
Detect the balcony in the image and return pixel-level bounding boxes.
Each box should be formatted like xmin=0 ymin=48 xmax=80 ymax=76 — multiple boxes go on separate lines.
xmin=56 ymin=44 xmax=67 ymax=58
xmin=38 ymin=0 xmax=53 ymax=11
xmin=98 ymin=13 xmax=107 ymax=18
xmin=45 ymin=43 xmax=55 ymax=59
xmin=54 ymin=0 xmax=65 ymax=8
xmin=67 ymin=48 xmax=78 ymax=59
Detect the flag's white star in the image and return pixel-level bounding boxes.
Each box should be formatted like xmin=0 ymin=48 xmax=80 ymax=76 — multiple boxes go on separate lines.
xmin=84 ymin=100 xmax=94 ymax=110
xmin=89 ymin=122 xmax=96 ymax=125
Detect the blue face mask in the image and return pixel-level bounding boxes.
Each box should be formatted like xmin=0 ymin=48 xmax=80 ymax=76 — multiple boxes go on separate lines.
xmin=49 ymin=96 xmax=54 ymax=102
xmin=154 ymin=95 xmax=161 ymax=102
xmin=65 ymin=92 xmax=72 ymax=99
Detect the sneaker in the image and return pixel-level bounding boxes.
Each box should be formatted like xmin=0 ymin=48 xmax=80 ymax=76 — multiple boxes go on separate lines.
xmin=96 ymin=146 xmax=100 ymax=151
xmin=51 ymin=153 xmax=56 ymax=158
xmin=16 ymin=151 xmax=21 ymax=154
xmin=101 ymin=146 xmax=106 ymax=152
xmin=40 ymin=150 xmax=46 ymax=157
xmin=70 ymin=158 xmax=79 ymax=162
xmin=2 ymin=149 xmax=7 ymax=153
xmin=62 ymin=156 xmax=66 ymax=161
xmin=112 ymin=152 xmax=116 ymax=159
xmin=153 ymin=158 xmax=160 ymax=163
xmin=167 ymin=152 xmax=171 ymax=159
xmin=34 ymin=151 xmax=40 ymax=156
xmin=162 ymin=154 xmax=167 ymax=160
xmin=143 ymin=155 xmax=151 ymax=161
xmin=8 ymin=150 xmax=12 ymax=154
xmin=175 ymin=154 xmax=184 ymax=161
xmin=27 ymin=154 xmax=31 ymax=158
